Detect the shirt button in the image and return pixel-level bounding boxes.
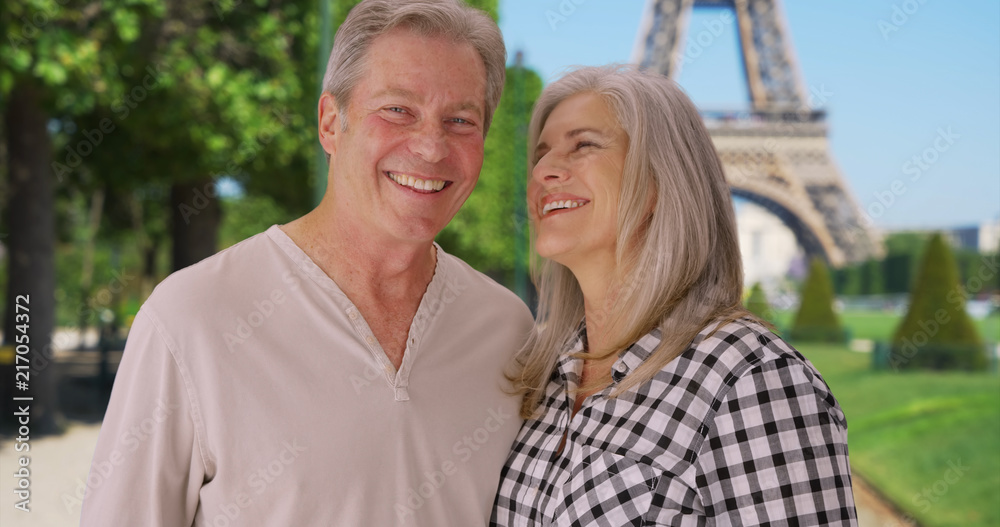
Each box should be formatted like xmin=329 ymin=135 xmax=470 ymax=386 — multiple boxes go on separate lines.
xmin=614 ymin=363 xmax=627 ymax=372
xmin=348 ymin=310 xmax=358 ymax=320
xmin=365 ymin=336 xmax=376 ymax=345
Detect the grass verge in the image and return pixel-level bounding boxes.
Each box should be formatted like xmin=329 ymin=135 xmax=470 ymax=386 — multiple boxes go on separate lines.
xmin=796 ymin=343 xmax=1000 ymax=526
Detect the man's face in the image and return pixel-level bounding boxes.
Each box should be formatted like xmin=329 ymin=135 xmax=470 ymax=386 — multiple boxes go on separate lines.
xmin=321 ymin=28 xmax=488 ymax=244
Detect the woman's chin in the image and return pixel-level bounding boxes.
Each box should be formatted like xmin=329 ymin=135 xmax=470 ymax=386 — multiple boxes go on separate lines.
xmin=534 ymin=238 xmax=572 ymax=262
xmin=535 ymin=246 xmax=584 ymax=272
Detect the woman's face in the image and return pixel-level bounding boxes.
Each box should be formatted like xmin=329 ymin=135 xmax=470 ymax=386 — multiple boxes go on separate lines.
xmin=529 ymin=92 xmax=629 ymax=268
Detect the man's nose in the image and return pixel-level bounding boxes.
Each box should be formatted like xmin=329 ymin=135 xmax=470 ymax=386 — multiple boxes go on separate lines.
xmin=409 ymin=122 xmax=450 ymax=163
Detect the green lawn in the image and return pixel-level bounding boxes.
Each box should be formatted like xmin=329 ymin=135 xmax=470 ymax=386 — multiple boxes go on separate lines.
xmin=796 ymin=343 xmax=1000 ymax=526
xmin=772 ymin=310 xmax=1000 ymax=343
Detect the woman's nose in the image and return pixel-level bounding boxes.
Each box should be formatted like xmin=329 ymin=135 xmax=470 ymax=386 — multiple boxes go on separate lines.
xmin=531 ymin=154 xmax=569 ymax=185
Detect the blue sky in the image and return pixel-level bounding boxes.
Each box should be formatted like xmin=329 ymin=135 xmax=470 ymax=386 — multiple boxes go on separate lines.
xmin=498 ymin=0 xmax=1000 ymax=230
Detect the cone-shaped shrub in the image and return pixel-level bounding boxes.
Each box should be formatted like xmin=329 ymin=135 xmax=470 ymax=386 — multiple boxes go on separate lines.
xmin=890 ymin=233 xmax=985 ymax=371
xmin=789 ymin=257 xmax=846 ymax=343
xmin=746 ymin=282 xmax=774 ymax=324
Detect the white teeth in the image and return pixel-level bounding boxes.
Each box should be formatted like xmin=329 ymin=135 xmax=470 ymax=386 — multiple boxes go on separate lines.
xmin=542 ymin=200 xmax=587 ymax=215
xmin=389 ymin=172 xmax=446 ymax=192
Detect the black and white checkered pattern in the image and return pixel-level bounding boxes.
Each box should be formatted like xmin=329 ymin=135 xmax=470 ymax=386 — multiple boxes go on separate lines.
xmin=492 ymin=318 xmax=857 ymax=526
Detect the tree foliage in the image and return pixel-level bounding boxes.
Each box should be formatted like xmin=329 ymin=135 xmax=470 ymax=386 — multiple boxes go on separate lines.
xmin=438 ymin=64 xmax=542 ymax=284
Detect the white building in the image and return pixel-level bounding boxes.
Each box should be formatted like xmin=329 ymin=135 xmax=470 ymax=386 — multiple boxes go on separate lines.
xmin=735 ymin=200 xmax=803 ymax=288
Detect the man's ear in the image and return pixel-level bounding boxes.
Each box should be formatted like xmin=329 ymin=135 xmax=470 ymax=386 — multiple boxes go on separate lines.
xmin=318 ymin=92 xmax=341 ymax=157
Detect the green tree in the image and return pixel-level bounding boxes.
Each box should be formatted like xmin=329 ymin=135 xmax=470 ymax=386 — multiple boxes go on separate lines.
xmin=890 ymin=233 xmax=985 ymax=371
xmin=2 ymin=0 xmax=321 ymax=432
xmin=2 ymin=0 xmax=171 ymax=434
xmin=789 ymin=257 xmax=846 ymax=343
xmin=882 ymin=232 xmax=929 ymax=294
xmin=745 ymin=282 xmax=774 ymax=324
xmin=862 ymin=258 xmax=884 ymax=295
xmin=438 ymin=63 xmax=542 ymax=286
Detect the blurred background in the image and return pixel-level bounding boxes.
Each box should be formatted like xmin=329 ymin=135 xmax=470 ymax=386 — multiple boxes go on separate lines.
xmin=0 ymin=0 xmax=997 ymax=525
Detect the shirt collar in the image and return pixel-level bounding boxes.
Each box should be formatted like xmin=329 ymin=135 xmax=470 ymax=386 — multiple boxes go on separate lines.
xmin=556 ymin=322 xmax=665 ymax=385
xmin=611 ymin=327 xmax=662 ymax=383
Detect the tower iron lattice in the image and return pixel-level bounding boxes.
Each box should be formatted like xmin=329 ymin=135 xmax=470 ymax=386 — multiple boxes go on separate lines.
xmin=635 ymin=0 xmax=881 ymax=266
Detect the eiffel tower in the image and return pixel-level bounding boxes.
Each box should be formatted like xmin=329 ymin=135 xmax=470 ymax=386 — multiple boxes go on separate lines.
xmin=634 ymin=0 xmax=881 ymax=267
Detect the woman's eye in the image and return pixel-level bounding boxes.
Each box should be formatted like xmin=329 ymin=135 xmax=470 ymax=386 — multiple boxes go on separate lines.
xmin=575 ymin=141 xmax=598 ymax=151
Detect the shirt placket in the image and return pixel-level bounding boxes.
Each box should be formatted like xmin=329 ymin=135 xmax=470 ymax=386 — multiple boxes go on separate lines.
xmin=344 ymin=305 xmax=404 ymax=398
xmin=531 ymin=350 xmax=583 ymax=523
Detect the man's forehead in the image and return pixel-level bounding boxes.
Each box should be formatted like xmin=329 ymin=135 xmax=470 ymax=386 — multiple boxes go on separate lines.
xmin=356 ymin=30 xmax=487 ymax=112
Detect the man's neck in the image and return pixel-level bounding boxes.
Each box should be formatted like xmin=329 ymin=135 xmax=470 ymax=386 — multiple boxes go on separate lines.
xmin=280 ymin=200 xmax=437 ymax=301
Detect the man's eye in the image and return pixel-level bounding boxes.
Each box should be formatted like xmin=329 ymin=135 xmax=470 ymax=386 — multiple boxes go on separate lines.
xmin=387 ymin=107 xmax=406 ymax=114
xmin=451 ymin=118 xmax=470 ymax=124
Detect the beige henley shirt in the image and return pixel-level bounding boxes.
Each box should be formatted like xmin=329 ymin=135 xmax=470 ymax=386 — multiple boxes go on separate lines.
xmin=80 ymin=225 xmax=533 ymax=526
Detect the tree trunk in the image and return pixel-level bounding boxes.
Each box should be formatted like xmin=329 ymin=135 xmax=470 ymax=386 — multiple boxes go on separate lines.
xmin=2 ymin=79 xmax=60 ymax=434
xmin=170 ymin=178 xmax=220 ymax=271
xmin=129 ymin=193 xmax=158 ymax=301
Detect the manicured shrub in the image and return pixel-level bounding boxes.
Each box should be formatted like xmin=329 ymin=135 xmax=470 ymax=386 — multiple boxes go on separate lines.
xmin=890 ymin=233 xmax=985 ymax=371
xmin=789 ymin=257 xmax=847 ymax=343
xmin=745 ymin=282 xmax=774 ymax=324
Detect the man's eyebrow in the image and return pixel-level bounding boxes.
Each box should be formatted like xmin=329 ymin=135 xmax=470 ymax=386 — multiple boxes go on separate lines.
xmin=371 ymin=87 xmax=419 ymax=101
xmin=454 ymin=101 xmax=484 ymax=117
xmin=370 ymin=88 xmax=483 ymax=117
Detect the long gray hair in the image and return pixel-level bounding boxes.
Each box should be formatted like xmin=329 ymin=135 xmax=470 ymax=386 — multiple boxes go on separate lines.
xmin=510 ymin=65 xmax=751 ymax=419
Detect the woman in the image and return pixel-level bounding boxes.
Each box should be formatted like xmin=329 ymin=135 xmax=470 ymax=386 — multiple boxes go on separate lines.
xmin=491 ymin=65 xmax=857 ymax=526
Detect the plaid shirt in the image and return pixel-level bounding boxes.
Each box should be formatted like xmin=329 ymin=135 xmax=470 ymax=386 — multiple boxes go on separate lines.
xmin=492 ymin=318 xmax=857 ymax=526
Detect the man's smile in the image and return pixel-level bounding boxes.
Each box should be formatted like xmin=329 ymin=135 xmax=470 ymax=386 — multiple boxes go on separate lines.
xmin=386 ymin=171 xmax=450 ymax=193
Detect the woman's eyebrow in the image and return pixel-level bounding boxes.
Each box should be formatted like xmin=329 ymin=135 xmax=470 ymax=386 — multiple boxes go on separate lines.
xmin=566 ymin=127 xmax=604 ymax=138
xmin=534 ymin=127 xmax=612 ymax=158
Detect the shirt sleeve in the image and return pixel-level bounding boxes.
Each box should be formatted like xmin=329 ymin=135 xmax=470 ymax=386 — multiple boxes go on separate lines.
xmin=80 ymin=308 xmax=207 ymax=526
xmin=687 ymin=358 xmax=857 ymax=526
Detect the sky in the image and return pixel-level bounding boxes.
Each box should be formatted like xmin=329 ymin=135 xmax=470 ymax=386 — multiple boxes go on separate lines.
xmin=498 ymin=0 xmax=1000 ymax=231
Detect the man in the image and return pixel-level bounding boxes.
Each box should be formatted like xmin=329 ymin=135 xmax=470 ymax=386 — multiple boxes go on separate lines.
xmin=80 ymin=1 xmax=532 ymax=525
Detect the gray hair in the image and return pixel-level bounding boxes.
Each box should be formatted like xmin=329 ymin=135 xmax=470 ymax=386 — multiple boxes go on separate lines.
xmin=510 ymin=65 xmax=752 ymax=418
xmin=321 ymin=0 xmax=506 ymax=135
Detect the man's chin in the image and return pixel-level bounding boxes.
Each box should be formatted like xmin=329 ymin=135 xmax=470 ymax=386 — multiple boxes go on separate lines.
xmin=382 ymin=216 xmax=452 ymax=245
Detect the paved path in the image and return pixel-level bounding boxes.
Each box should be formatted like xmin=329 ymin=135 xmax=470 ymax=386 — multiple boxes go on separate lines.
xmin=1 ymin=423 xmax=101 ymax=527
xmin=1 ymin=421 xmax=915 ymax=527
